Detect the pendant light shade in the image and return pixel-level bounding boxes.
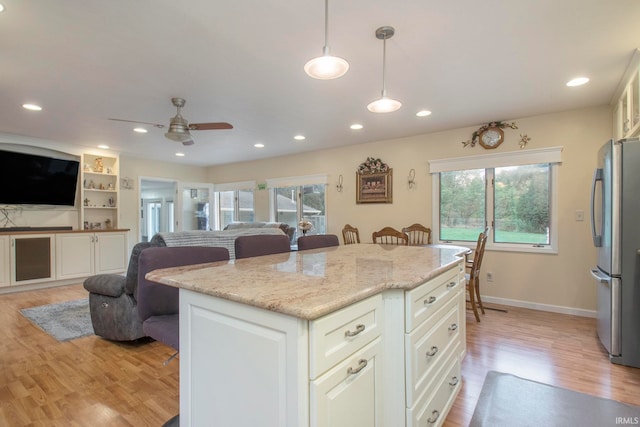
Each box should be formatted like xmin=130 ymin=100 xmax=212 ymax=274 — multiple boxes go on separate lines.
xmin=304 ymin=0 xmax=349 ymax=80
xmin=367 ymin=26 xmax=401 ymax=113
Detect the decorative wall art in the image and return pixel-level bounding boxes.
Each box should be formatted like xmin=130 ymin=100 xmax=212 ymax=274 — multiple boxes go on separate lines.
xmin=356 ymin=157 xmax=393 ymax=204
xmin=461 ymin=121 xmax=531 ymax=149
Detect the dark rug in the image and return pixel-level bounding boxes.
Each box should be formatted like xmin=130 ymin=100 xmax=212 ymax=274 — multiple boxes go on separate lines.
xmin=20 ymin=298 xmax=93 ymax=341
xmin=470 ymin=371 xmax=640 ymax=427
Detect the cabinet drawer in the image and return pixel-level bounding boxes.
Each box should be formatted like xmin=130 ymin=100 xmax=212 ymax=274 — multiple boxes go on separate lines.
xmin=405 ymin=295 xmax=460 ymax=406
xmin=310 ymin=294 xmax=383 ymax=379
xmin=405 ymin=264 xmax=461 ymax=332
xmin=407 ymin=346 xmax=461 ymax=427
xmin=310 ymin=338 xmax=383 ymax=427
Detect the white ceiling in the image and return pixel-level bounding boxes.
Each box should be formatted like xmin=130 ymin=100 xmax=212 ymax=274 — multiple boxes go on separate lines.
xmin=1 ymin=0 xmax=639 ymax=166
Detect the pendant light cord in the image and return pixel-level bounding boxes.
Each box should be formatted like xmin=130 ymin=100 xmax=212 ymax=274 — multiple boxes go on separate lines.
xmin=381 ymin=35 xmax=388 ymax=97
xmin=322 ymin=0 xmax=330 ymax=54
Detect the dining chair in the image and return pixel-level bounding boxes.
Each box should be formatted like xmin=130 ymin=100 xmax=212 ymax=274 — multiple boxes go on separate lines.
xmin=467 ymin=228 xmax=488 ymax=322
xmin=342 ymin=224 xmax=361 ymax=245
xmin=234 ymin=234 xmax=291 ymax=259
xmin=372 ymin=226 xmax=408 ymax=245
xmin=402 ymin=223 xmax=432 ymax=246
xmin=297 ymin=234 xmax=340 ymax=250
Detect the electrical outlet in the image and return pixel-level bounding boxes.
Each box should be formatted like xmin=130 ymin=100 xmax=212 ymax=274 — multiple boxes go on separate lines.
xmin=486 ymin=272 xmax=494 ymax=282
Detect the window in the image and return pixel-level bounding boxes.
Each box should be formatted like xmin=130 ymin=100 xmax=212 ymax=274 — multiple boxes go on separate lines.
xmin=430 ymin=147 xmax=562 ymax=253
xmin=267 ymin=175 xmax=328 ymax=242
xmin=213 ymin=181 xmax=255 ymax=230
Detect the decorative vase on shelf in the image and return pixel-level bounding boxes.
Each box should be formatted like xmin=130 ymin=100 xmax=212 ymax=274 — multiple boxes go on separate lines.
xmin=298 ymin=220 xmax=313 ymax=236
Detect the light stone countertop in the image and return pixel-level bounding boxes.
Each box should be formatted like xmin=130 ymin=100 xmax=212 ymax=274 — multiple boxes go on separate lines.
xmin=145 ymin=244 xmax=467 ymax=320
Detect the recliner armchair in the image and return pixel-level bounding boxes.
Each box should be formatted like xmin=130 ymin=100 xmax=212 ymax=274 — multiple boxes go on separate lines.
xmin=83 ymin=241 xmax=152 ymax=341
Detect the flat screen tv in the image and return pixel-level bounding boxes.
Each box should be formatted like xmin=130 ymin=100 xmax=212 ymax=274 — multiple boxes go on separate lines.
xmin=0 ymin=149 xmax=80 ymax=206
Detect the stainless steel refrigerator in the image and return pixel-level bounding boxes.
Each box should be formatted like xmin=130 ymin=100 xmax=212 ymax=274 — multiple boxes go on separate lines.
xmin=590 ymin=137 xmax=640 ymax=368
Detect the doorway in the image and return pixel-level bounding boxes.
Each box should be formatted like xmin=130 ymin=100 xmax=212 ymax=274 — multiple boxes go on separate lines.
xmin=140 ymin=178 xmax=177 ymax=242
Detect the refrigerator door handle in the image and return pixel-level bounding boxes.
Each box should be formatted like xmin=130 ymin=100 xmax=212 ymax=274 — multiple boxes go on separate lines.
xmin=590 ymin=268 xmax=609 ymax=283
xmin=590 ymin=167 xmax=603 ymax=247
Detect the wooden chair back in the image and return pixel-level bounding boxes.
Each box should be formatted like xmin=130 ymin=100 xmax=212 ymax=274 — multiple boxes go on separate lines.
xmin=342 ymin=224 xmax=361 ymax=245
xmin=402 ymin=223 xmax=432 ymax=246
xmin=372 ymin=226 xmax=408 ymax=245
xmin=467 ymin=228 xmax=489 ymax=322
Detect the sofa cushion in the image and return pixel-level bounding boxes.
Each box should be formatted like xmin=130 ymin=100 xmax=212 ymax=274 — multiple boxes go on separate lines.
xmin=149 ymin=228 xmax=286 ymax=259
xmin=142 ymin=314 xmax=180 ymax=350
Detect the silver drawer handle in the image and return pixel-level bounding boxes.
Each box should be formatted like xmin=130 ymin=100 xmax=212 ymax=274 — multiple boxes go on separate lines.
xmin=448 ymin=323 xmax=458 ymax=332
xmin=446 ymin=281 xmax=456 ymax=289
xmin=345 ymin=324 xmax=365 ymax=337
xmin=427 ymin=410 xmax=440 ymax=424
xmin=347 ymin=358 xmax=368 ymax=375
xmin=426 ymin=346 xmax=438 ymax=357
xmin=449 ymin=376 xmax=459 ymax=386
xmin=424 ymin=296 xmax=436 ymax=305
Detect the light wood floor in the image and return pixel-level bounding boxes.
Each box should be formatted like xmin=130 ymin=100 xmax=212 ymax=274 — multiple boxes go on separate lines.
xmin=2 ymin=284 xmax=640 ymax=426
xmin=0 ymin=284 xmax=179 ymax=427
xmin=444 ymin=304 xmax=640 ymax=426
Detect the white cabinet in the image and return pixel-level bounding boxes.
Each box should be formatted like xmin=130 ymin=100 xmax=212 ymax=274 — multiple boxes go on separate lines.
xmin=80 ymin=153 xmax=119 ymax=230
xmin=0 ymin=235 xmax=10 ymax=287
xmin=178 ymin=261 xmax=464 ymax=426
xmin=613 ymin=49 xmax=640 ymax=140
xmin=56 ymin=231 xmax=127 ymax=280
xmin=310 ymin=294 xmax=384 ymax=427
xmin=404 ymin=263 xmax=464 ymax=427
xmin=311 ymin=338 xmax=383 ymax=427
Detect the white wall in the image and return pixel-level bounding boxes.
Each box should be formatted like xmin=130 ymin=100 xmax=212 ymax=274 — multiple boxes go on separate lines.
xmin=205 ymin=106 xmax=611 ymax=314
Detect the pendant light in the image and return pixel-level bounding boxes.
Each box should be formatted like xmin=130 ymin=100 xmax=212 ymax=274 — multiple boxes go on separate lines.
xmin=367 ymin=26 xmax=402 ymax=113
xmin=304 ymin=0 xmax=349 ymax=80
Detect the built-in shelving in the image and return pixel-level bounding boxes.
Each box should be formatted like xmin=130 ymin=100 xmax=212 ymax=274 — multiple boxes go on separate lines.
xmin=80 ymin=154 xmax=119 ymax=230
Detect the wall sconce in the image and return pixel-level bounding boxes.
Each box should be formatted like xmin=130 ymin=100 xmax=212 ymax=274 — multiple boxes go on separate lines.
xmin=408 ymin=169 xmax=416 ymax=189
xmin=336 ymin=174 xmax=344 ymax=192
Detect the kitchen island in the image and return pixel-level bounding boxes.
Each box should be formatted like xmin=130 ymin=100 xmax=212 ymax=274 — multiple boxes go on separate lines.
xmin=147 ymin=244 xmax=467 ymax=427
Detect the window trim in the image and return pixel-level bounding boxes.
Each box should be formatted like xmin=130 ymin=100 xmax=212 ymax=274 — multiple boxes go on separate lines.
xmin=430 ymin=148 xmax=562 ymax=254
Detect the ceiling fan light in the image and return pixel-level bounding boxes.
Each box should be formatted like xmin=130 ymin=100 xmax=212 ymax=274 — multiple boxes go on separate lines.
xmin=304 ymin=54 xmax=349 ymax=79
xmin=165 ymin=130 xmax=193 ymax=143
xmin=367 ymin=97 xmax=402 ymax=113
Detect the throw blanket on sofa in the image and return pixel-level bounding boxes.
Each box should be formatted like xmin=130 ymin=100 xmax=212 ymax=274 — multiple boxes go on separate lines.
xmin=150 ymin=228 xmax=286 ymax=260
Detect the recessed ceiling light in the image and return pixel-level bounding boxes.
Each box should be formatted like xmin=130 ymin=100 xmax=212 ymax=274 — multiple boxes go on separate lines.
xmin=254 ymin=143 xmax=265 ymax=148
xmin=294 ymin=135 xmax=306 ymax=141
xmin=350 ymin=124 xmax=363 ymax=130
xmin=0 ymin=4 xmax=5 ymax=12
xmin=416 ymin=110 xmax=432 ymax=117
xmin=97 ymin=144 xmax=110 ymax=149
xmin=566 ymin=77 xmax=589 ymax=87
xmin=22 ymin=103 xmax=42 ymax=111
xmin=175 ymin=152 xmax=185 ymax=157
xmin=133 ymin=127 xmax=148 ymax=133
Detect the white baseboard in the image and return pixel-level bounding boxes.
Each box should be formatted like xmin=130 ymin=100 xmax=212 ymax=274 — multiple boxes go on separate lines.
xmin=481 ymin=295 xmax=597 ymax=318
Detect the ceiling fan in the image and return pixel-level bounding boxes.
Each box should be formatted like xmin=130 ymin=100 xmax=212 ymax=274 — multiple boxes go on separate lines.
xmin=109 ymin=97 xmax=233 ymax=146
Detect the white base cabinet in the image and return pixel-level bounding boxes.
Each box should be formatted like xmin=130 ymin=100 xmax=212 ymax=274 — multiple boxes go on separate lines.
xmin=179 ymin=261 xmax=464 ymax=427
xmin=0 ymin=235 xmax=10 ymax=287
xmin=0 ymin=230 xmax=128 ymax=291
xmin=56 ymin=231 xmax=127 ymax=280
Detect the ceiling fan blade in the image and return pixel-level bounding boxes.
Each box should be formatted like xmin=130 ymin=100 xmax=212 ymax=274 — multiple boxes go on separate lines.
xmin=181 ymin=139 xmax=195 ymax=146
xmin=189 ymin=122 xmax=233 ymax=131
xmin=108 ymin=118 xmax=166 ymax=128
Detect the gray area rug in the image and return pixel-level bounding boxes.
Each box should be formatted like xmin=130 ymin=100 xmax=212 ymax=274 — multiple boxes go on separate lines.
xmin=20 ymin=298 xmax=94 ymax=341
xmin=470 ymin=371 xmax=640 ymax=427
